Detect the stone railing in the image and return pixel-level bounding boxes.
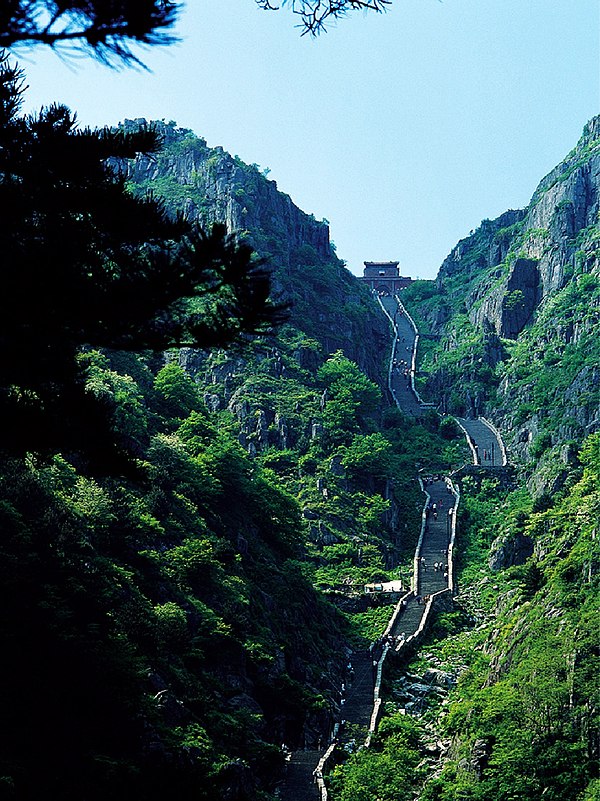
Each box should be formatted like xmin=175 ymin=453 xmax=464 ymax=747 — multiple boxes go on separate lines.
xmin=453 ymin=418 xmax=479 ymax=464
xmin=313 ymin=741 xmax=336 ymax=801
xmin=415 ymin=477 xmax=431 ymax=590
xmin=445 ymin=477 xmax=460 ymax=593
xmin=376 ymin=295 xmax=401 ymax=408
xmin=318 ymin=294 xmax=461 ymax=791
xmin=365 ymin=474 xmax=460 ymax=743
xmin=366 ymin=586 xmax=455 ymax=741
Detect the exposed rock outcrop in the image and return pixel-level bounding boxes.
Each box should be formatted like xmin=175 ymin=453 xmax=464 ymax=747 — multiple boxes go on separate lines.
xmin=488 ymin=531 xmax=534 ymax=572
xmin=470 ymin=257 xmax=540 ymax=339
xmin=120 ymin=119 xmax=389 ymax=385
xmin=416 ymin=116 xmax=600 ymax=477
xmin=435 ymin=116 xmax=599 ymax=338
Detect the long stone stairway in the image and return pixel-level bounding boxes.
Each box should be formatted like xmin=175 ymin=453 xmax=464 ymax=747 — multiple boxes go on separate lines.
xmin=418 ymin=479 xmax=455 ymax=596
xmin=379 ymin=295 xmax=424 ymax=416
xmin=278 ymin=291 xmax=506 ymax=800
xmin=340 ymin=649 xmax=375 ymax=734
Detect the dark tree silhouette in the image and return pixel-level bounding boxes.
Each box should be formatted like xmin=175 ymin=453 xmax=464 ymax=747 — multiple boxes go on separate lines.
xmin=0 ymin=54 xmax=286 ymax=466
xmin=0 ymin=0 xmax=180 ymax=65
xmin=0 ymin=0 xmax=391 ymax=63
xmin=258 ymin=0 xmax=391 ymax=34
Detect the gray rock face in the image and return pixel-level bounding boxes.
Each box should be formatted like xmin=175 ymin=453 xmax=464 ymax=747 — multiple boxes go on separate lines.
xmin=437 ymin=117 xmax=599 ymax=340
xmin=524 ymin=117 xmax=600 ymax=296
xmin=422 ymin=668 xmax=456 ymax=687
xmin=121 ymin=123 xmax=331 ymax=264
xmin=120 ymin=119 xmax=390 ymax=387
xmin=425 ymin=117 xmax=600 ymax=468
xmin=470 ymin=258 xmax=540 ymax=339
xmin=437 ymin=210 xmax=526 ymax=286
xmin=489 ymin=531 xmax=534 ymax=572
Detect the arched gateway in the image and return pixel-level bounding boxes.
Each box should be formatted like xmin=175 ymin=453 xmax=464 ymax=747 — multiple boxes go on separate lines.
xmin=361 ymin=261 xmax=413 ymax=294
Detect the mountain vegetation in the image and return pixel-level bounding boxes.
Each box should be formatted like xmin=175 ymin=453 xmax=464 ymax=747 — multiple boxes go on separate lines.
xmin=326 ymin=117 xmax=599 ymax=801
xmin=0 ymin=5 xmax=597 ymax=791
xmin=0 ymin=76 xmax=464 ymax=797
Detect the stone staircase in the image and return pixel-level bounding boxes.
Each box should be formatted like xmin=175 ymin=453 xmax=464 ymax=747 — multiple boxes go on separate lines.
xmin=380 ymin=295 xmax=423 ymax=416
xmin=278 ymin=749 xmax=322 ymax=801
xmin=339 ymin=649 xmax=374 ymax=736
xmin=279 ymin=294 xmax=467 ymax=800
xmin=418 ymin=479 xmax=454 ymax=596
xmin=455 ymin=417 xmax=504 ymax=466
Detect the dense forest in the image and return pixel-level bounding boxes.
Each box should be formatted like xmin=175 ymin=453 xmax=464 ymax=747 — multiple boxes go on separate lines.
xmin=0 ymin=3 xmax=597 ymax=797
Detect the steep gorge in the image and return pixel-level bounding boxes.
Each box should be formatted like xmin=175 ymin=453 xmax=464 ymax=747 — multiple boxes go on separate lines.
xmin=120 ymin=117 xmax=599 ymax=801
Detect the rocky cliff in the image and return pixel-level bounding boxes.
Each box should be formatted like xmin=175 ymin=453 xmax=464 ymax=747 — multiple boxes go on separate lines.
xmin=434 ymin=116 xmax=599 ymax=340
xmin=122 ymin=120 xmax=331 ymax=264
xmin=405 ymin=116 xmax=600 ymax=488
xmin=119 ymin=119 xmax=389 ymax=383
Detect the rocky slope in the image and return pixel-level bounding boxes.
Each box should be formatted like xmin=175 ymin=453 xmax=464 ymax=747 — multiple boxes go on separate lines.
xmin=119 ymin=119 xmax=389 ymax=383
xmin=434 ymin=115 xmax=599 ymax=339
xmin=404 ymin=116 xmax=600 ymax=487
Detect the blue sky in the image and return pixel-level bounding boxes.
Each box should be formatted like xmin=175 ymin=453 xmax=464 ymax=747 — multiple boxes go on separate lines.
xmin=17 ymin=0 xmax=599 ymax=279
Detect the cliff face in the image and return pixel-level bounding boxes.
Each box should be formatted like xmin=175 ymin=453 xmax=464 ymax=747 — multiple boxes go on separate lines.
xmin=119 ymin=120 xmax=388 ymax=383
xmin=433 ymin=117 xmax=599 ymax=341
xmin=524 ymin=115 xmax=600 ymax=291
xmin=407 ymin=116 xmax=600 ymax=487
xmin=122 ymin=121 xmax=331 ymax=264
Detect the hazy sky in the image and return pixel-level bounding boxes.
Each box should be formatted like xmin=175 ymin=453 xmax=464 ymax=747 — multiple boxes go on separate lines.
xmin=17 ymin=0 xmax=600 ymax=278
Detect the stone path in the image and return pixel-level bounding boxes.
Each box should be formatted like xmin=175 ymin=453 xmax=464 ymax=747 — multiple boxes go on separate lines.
xmin=278 ymin=292 xmax=506 ymax=800
xmin=379 ymin=295 xmax=424 ymax=416
xmin=455 ymin=417 xmax=505 ymax=466
xmin=278 ymin=749 xmax=322 ymax=801
xmin=340 ymin=649 xmax=376 ymax=735
xmin=418 ymin=478 xmax=454 ymax=596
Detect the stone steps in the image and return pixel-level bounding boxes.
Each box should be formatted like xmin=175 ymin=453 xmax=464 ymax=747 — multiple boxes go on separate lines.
xmin=278 ymin=749 xmax=322 ymax=801
xmin=455 ymin=417 xmax=503 ymax=466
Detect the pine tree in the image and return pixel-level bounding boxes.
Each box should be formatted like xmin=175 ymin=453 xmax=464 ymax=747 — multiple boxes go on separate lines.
xmin=0 ymin=54 xmax=286 ymax=467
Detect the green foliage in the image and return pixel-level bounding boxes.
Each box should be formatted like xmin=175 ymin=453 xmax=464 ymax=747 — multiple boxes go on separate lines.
xmin=344 ymin=605 xmax=395 ymax=647
xmin=153 ymin=601 xmax=188 ymax=647
xmin=1 ymin=0 xmax=180 ymax=65
xmin=417 ymin=434 xmax=600 ymax=801
xmin=154 ymin=362 xmax=203 ymax=418
xmin=530 ymin=431 xmax=552 ymax=460
xmin=503 ymin=288 xmax=525 ymax=311
xmin=339 ymin=433 xmax=392 ymax=479
xmin=0 ymin=62 xmax=284 ymax=467
xmin=318 ymin=351 xmax=381 ymax=414
xmin=329 ymin=714 xmax=426 ymax=801
xmin=0 ymin=343 xmax=349 ymax=799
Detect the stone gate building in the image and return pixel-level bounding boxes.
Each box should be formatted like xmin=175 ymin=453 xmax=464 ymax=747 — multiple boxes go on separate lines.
xmin=361 ymin=261 xmax=413 ymax=294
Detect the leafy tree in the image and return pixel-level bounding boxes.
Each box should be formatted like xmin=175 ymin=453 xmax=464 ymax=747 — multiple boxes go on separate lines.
xmin=330 ymin=714 xmax=425 ymax=801
xmin=340 ymin=432 xmax=393 ymax=479
xmin=154 ymin=363 xmax=203 ymax=419
xmin=318 ymin=351 xmax=381 ymax=442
